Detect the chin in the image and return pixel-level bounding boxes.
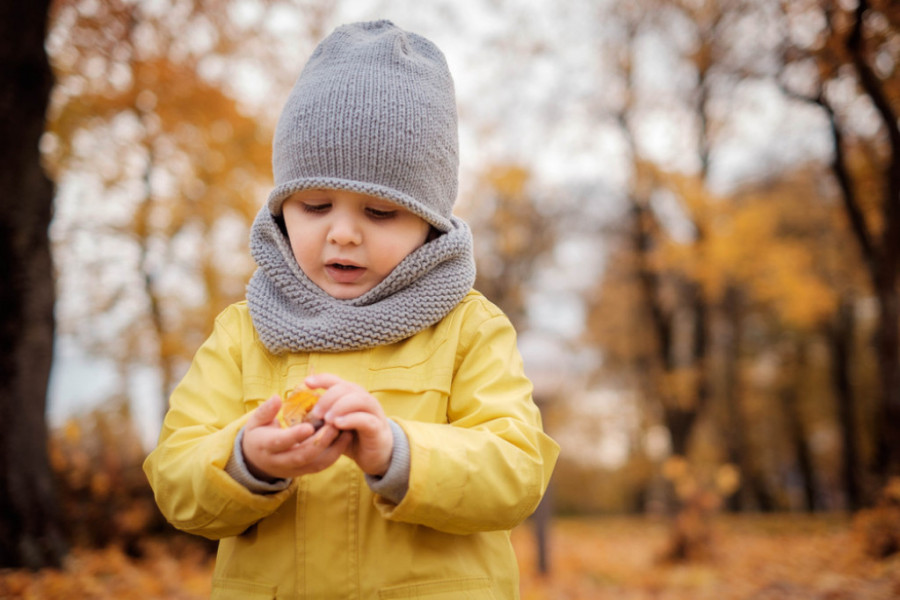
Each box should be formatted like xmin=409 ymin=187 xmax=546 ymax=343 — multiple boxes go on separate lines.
xmin=327 ymin=285 xmax=370 ymax=300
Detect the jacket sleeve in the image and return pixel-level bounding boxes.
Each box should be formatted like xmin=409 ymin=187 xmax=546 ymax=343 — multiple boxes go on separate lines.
xmin=374 ymin=302 xmax=560 ymax=534
xmin=142 ymin=306 xmax=294 ymax=540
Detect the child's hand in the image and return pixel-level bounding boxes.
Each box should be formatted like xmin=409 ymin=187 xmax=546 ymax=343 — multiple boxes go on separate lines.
xmin=305 ymin=373 xmax=394 ymax=477
xmin=242 ymin=396 xmax=352 ymax=481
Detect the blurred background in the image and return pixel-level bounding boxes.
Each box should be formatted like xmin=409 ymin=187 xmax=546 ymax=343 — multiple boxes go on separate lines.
xmin=2 ymin=0 xmax=900 ymax=598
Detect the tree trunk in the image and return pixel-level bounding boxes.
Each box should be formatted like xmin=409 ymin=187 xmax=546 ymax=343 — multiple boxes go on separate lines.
xmin=874 ymin=280 xmax=900 ymax=477
xmin=844 ymin=0 xmax=900 ymax=484
xmin=829 ymin=297 xmax=863 ymax=511
xmin=800 ymin=0 xmax=900 ymax=500
xmin=783 ymin=388 xmax=818 ymax=512
xmin=532 ymin=483 xmax=553 ymax=575
xmin=0 ymin=0 xmax=67 ymax=569
xmin=720 ymin=285 xmax=760 ymax=512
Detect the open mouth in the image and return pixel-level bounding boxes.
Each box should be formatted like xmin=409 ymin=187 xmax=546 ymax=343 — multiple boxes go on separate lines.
xmin=325 ymin=261 xmax=366 ymax=284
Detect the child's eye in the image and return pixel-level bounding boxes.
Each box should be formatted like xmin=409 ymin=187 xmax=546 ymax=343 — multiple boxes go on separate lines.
xmin=302 ymin=202 xmax=331 ymax=214
xmin=366 ymin=207 xmax=397 ymax=219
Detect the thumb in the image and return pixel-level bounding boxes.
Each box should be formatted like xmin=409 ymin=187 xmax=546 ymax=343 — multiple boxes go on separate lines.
xmin=246 ymin=395 xmax=282 ymax=429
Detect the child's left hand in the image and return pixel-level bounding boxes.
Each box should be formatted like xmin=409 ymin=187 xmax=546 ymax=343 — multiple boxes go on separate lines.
xmin=304 ymin=373 xmax=394 ymax=477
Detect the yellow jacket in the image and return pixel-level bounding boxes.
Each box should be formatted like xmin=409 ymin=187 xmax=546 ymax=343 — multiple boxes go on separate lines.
xmin=144 ymin=291 xmax=559 ymax=599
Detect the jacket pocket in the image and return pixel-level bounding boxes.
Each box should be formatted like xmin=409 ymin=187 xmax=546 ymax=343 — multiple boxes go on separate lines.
xmin=367 ymin=366 xmax=451 ymax=424
xmin=377 ymin=577 xmax=496 ymax=599
xmin=211 ymin=577 xmax=277 ymax=599
xmin=366 ymin=337 xmax=453 ymax=424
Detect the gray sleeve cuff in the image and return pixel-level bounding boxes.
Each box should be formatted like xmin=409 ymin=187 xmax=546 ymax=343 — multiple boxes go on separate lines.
xmin=225 ymin=427 xmax=293 ymax=494
xmin=364 ymin=419 xmax=410 ymax=504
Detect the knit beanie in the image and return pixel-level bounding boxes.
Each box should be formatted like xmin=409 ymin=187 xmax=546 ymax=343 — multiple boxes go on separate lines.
xmin=268 ymin=20 xmax=459 ymax=232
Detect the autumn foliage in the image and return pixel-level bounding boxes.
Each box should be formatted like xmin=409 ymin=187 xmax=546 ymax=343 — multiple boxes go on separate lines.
xmin=854 ymin=478 xmax=900 ymax=559
xmin=48 ymin=409 xmax=173 ymax=551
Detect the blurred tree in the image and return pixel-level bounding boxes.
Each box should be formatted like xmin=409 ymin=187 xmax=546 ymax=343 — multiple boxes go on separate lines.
xmin=471 ymin=164 xmax=554 ymax=329
xmin=585 ymin=0 xmax=879 ymax=516
xmin=594 ymin=0 xmax=719 ymax=485
xmin=44 ymin=0 xmax=334 ymax=414
xmin=779 ymin=0 xmax=900 ymax=487
xmin=662 ymin=164 xmax=875 ymax=512
xmin=0 ymin=1 xmax=68 ymax=568
xmin=576 ymin=0 xmax=718 ymax=515
xmin=827 ymin=297 xmax=864 ymax=510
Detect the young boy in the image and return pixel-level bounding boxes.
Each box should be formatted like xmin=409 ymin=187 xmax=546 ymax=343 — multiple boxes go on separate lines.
xmin=144 ymin=20 xmax=559 ymax=599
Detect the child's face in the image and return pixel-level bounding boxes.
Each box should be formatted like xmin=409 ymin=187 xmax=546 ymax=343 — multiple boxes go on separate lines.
xmin=282 ymin=189 xmax=431 ymax=299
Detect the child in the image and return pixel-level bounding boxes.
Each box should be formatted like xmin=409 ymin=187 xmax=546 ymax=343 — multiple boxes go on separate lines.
xmin=143 ymin=20 xmax=559 ymax=599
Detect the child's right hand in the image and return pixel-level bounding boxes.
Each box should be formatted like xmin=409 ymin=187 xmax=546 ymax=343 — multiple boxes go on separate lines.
xmin=242 ymin=395 xmax=352 ymax=481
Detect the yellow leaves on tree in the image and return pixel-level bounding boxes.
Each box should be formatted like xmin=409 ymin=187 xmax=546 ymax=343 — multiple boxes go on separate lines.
xmin=472 ymin=164 xmax=552 ymax=326
xmin=47 ymin=55 xmax=271 ymax=232
xmin=482 ymin=164 xmax=537 ymax=258
xmin=44 ymin=0 xmax=278 ymax=402
xmin=655 ymin=169 xmax=843 ymax=331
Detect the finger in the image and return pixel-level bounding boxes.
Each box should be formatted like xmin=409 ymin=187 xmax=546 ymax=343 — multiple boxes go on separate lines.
xmin=246 ymin=395 xmax=282 ymax=430
xmin=273 ymin=423 xmax=340 ymax=457
xmin=265 ymin=422 xmax=317 ymax=453
xmin=304 ymin=372 xmax=343 ymax=390
xmin=308 ymin=379 xmax=364 ymax=420
xmin=276 ymin=428 xmax=349 ymax=474
xmin=324 ymin=392 xmax=384 ymax=424
xmin=332 ymin=431 xmax=354 ymax=454
xmin=307 ymin=423 xmax=343 ymax=448
xmin=307 ymin=431 xmax=353 ymax=468
xmin=331 ymin=411 xmax=382 ymax=435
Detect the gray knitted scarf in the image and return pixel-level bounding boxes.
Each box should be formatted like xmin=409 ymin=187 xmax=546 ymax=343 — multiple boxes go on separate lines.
xmin=246 ymin=207 xmax=476 ymax=354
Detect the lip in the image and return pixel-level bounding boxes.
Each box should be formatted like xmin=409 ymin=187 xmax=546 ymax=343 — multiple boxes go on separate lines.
xmin=324 ymin=260 xmax=366 ymax=284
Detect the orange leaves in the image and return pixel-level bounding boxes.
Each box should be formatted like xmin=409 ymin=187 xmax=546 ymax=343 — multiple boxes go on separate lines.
xmin=703 ymin=201 xmax=836 ymax=329
xmin=653 ymin=169 xmax=842 ymax=330
xmin=471 ymin=163 xmax=551 ymax=325
xmin=276 ymin=385 xmax=322 ymax=428
xmin=513 ymin=515 xmax=899 ymax=600
xmin=0 ymin=542 xmax=214 ymax=600
xmin=49 ymin=409 xmax=166 ymax=550
xmin=659 ymin=368 xmax=703 ymax=411
xmin=485 ymin=164 xmax=530 ymax=199
xmin=659 ymin=455 xmax=742 ymax=562
xmin=854 ymin=477 xmax=900 ymax=559
xmin=45 ymin=0 xmax=277 ymax=400
xmin=3 ymin=514 xmax=893 ymax=600
xmin=481 ymin=164 xmax=543 ymax=260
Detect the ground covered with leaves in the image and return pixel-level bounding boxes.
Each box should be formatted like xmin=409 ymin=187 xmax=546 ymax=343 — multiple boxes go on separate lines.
xmin=514 ymin=514 xmax=900 ymax=599
xmin=1 ymin=514 xmax=898 ymax=599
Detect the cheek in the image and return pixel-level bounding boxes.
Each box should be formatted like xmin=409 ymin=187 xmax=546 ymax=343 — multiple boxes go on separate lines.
xmin=381 ymin=227 xmax=429 ymax=268
xmin=289 ymin=235 xmax=318 ymax=268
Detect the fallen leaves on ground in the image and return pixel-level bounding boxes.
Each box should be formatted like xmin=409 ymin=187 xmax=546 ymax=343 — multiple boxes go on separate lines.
xmin=2 ymin=514 xmax=899 ymax=599
xmin=0 ymin=538 xmax=214 ymax=600
xmin=513 ymin=514 xmax=900 ymax=599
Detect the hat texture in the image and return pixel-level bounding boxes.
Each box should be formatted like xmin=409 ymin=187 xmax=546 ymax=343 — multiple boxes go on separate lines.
xmin=268 ymin=20 xmax=459 ymax=231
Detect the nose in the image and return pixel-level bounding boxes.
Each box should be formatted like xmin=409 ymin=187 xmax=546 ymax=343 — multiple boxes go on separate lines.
xmin=326 ymin=210 xmax=362 ymax=246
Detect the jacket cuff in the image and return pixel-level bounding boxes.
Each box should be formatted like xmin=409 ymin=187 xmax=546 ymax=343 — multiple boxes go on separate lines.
xmin=365 ymin=419 xmax=410 ymax=504
xmin=225 ymin=427 xmax=293 ymax=494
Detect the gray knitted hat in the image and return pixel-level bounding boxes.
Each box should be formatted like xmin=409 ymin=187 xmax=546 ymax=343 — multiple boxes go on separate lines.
xmin=268 ymin=20 xmax=459 ymax=232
